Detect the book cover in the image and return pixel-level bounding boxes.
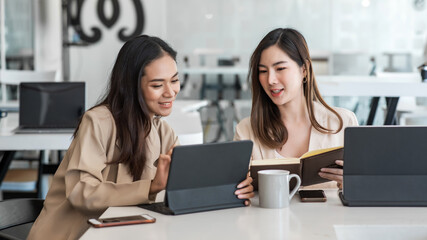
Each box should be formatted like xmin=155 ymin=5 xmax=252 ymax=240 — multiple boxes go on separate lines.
xmin=250 ymin=146 xmax=343 ymax=190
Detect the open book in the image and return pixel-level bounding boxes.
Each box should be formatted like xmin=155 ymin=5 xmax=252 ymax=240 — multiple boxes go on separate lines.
xmin=250 ymin=146 xmax=343 ymax=189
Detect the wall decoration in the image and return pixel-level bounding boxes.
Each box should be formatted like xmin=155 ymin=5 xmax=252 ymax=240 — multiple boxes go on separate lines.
xmin=97 ymin=0 xmax=120 ymax=28
xmin=67 ymin=0 xmax=145 ymax=44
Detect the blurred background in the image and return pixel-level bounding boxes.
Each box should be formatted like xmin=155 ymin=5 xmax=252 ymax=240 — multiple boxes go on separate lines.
xmin=1 ymin=0 xmax=427 ymax=199
xmin=1 ymin=0 xmax=427 ymax=140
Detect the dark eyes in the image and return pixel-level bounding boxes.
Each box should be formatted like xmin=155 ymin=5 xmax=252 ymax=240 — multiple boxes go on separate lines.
xmin=258 ymin=67 xmax=286 ymax=73
xmin=151 ymin=79 xmax=179 ymax=88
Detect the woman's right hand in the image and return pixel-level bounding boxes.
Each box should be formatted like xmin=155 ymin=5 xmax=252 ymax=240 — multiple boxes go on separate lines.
xmin=149 ymin=147 xmax=174 ymax=194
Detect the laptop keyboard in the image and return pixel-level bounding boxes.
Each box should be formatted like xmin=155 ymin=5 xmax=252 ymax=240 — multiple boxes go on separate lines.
xmin=138 ymin=202 xmax=174 ymax=215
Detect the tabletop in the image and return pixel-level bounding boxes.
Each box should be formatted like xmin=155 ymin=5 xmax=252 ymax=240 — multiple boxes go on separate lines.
xmin=0 ymin=112 xmax=73 ymax=151
xmin=80 ymin=189 xmax=427 ymax=240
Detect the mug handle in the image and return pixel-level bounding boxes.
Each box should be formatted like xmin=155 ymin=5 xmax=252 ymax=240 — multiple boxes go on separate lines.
xmin=288 ymin=174 xmax=301 ymax=201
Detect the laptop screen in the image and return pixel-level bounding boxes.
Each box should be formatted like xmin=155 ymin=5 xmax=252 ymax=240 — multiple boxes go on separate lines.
xmin=19 ymin=82 xmax=85 ymax=128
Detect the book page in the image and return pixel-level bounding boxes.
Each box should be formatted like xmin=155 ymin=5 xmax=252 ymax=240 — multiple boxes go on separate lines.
xmin=300 ymin=146 xmax=343 ymax=159
xmin=251 ymin=158 xmax=300 ymax=166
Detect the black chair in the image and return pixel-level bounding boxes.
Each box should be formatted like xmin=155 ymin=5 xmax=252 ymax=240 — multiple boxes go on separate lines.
xmin=0 ymin=198 xmax=44 ymax=240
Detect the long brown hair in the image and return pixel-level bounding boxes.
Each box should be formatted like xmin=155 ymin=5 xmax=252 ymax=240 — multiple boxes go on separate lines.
xmin=74 ymin=35 xmax=177 ymax=180
xmin=249 ymin=28 xmax=343 ymax=149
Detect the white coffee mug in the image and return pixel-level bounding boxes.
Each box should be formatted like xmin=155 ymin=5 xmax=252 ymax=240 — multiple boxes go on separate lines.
xmin=258 ymin=170 xmax=301 ymax=209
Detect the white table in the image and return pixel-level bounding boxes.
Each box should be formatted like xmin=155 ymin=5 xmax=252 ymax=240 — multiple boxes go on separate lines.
xmin=315 ymin=74 xmax=427 ymax=125
xmin=181 ymin=66 xmax=249 ymax=75
xmin=0 ymin=112 xmax=74 ymax=197
xmin=316 ymin=74 xmax=427 ymax=97
xmin=81 ymin=189 xmax=427 ymax=240
xmin=0 ymin=112 xmax=74 ymax=151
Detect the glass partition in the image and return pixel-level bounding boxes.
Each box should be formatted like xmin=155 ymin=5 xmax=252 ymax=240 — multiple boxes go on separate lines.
xmin=0 ymin=0 xmax=35 ymax=102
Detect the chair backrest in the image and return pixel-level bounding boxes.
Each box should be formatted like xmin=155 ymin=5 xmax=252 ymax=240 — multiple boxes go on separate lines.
xmin=0 ymin=70 xmax=56 ymax=104
xmin=0 ymin=198 xmax=44 ymax=240
xmin=0 ymin=198 xmax=44 ymax=230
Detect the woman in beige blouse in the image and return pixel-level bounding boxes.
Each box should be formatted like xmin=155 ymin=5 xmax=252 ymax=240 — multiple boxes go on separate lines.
xmin=28 ymin=35 xmax=254 ymax=240
xmin=234 ymin=28 xmax=358 ymax=189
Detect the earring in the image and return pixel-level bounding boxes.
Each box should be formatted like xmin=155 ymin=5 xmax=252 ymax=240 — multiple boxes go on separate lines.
xmin=303 ymin=77 xmax=307 ymax=83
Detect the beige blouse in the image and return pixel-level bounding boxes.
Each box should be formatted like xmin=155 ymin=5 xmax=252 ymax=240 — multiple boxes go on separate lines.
xmin=234 ymin=101 xmax=358 ymax=188
xmin=28 ymin=106 xmax=178 ymax=240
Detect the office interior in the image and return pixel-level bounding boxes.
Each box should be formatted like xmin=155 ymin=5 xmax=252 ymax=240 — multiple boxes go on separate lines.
xmin=1 ymin=0 xmax=427 ymax=196
xmin=0 ymin=0 xmax=427 ymax=238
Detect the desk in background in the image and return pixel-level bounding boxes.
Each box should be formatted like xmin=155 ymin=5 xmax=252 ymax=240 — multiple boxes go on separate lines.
xmin=181 ymin=67 xmax=248 ymax=141
xmin=181 ymin=66 xmax=248 ymax=99
xmin=81 ymin=189 xmax=427 ymax=240
xmin=0 ymin=112 xmax=73 ymax=198
xmin=181 ymin=68 xmax=427 ymax=126
xmin=316 ymin=73 xmax=427 ymax=125
xmin=181 ymin=68 xmax=425 ymax=97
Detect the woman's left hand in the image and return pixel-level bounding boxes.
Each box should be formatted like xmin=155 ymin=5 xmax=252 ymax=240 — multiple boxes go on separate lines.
xmin=318 ymin=160 xmax=344 ymax=189
xmin=235 ymin=175 xmax=255 ymax=206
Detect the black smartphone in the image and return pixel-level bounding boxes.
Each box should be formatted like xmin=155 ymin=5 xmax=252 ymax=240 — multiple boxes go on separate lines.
xmin=325 ymin=163 xmax=343 ymax=169
xmin=299 ymin=190 xmax=327 ymax=202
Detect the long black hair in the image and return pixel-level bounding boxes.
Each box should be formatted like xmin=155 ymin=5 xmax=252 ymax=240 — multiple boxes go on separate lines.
xmin=249 ymin=28 xmax=343 ymax=149
xmin=75 ymin=35 xmax=177 ymax=180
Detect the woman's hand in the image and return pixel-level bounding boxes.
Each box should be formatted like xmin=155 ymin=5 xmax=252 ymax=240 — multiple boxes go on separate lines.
xmin=235 ymin=175 xmax=255 ymax=206
xmin=318 ymin=160 xmax=344 ymax=189
xmin=149 ymin=147 xmax=174 ymax=194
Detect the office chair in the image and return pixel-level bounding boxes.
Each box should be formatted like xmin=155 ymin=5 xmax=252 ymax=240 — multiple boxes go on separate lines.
xmin=0 ymin=198 xmax=44 ymax=240
xmin=202 ymin=57 xmax=242 ymax=142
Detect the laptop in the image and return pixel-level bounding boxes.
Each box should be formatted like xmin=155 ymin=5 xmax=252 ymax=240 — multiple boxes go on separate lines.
xmin=14 ymin=82 xmax=85 ymax=134
xmin=139 ymin=140 xmax=253 ymax=215
xmin=340 ymin=126 xmax=427 ymax=206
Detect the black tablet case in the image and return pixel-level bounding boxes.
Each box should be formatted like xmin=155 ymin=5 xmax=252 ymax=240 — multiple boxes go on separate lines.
xmin=342 ymin=126 xmax=427 ymax=206
xmin=164 ymin=140 xmax=253 ymax=214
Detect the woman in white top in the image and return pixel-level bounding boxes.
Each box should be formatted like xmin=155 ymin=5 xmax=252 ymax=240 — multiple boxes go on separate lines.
xmin=234 ymin=28 xmax=358 ymax=188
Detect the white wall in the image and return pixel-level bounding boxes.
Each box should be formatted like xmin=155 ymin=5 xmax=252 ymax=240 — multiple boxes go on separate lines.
xmin=165 ymin=0 xmax=427 ymax=73
xmin=35 ymin=0 xmax=427 ymax=106
xmin=69 ymin=0 xmax=167 ymax=108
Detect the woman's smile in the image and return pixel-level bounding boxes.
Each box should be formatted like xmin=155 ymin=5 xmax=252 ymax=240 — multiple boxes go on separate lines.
xmin=270 ymin=88 xmax=284 ymax=97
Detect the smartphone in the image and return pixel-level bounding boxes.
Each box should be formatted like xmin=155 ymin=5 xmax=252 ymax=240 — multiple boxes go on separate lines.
xmin=88 ymin=214 xmax=156 ymax=228
xmin=325 ymin=163 xmax=343 ymax=169
xmin=299 ymin=190 xmax=327 ymax=202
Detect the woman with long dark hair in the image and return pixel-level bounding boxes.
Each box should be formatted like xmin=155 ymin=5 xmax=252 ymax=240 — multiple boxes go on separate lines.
xmin=29 ymin=35 xmax=253 ymax=239
xmin=234 ymin=28 xmax=358 ymax=189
